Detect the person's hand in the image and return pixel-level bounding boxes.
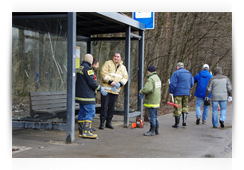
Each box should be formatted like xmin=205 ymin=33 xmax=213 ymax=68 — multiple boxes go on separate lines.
xmin=110 ymin=82 xmax=116 ymax=87
xmin=138 ymin=92 xmax=144 ymax=100
xmin=112 ymin=83 xmax=120 ymax=92
xmin=100 ymin=87 xmax=108 ymax=96
xmin=228 ymin=96 xmax=232 ymax=102
xmin=204 ymin=97 xmax=210 ymax=106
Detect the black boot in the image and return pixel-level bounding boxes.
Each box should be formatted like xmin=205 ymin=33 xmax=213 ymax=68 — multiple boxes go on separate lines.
xmin=155 ymin=124 xmax=159 ymax=135
xmin=146 ymin=124 xmax=152 ymax=133
xmin=143 ymin=126 xmax=155 ymax=136
xmin=182 ymin=112 xmax=187 ymax=126
xmin=78 ymin=120 xmax=84 ymax=137
xmin=99 ymin=117 xmax=105 ymax=130
xmin=172 ymin=116 xmax=180 ymax=128
xmin=106 ymin=118 xmax=114 ymax=129
xmin=219 ymin=120 xmax=224 ymax=128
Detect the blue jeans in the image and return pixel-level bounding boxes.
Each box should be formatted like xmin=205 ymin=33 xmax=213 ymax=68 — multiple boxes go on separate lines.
xmin=148 ymin=108 xmax=159 ymax=128
xmin=77 ymin=104 xmax=95 ymax=121
xmin=196 ymin=97 xmax=210 ymax=121
xmin=211 ymin=100 xmax=227 ymax=127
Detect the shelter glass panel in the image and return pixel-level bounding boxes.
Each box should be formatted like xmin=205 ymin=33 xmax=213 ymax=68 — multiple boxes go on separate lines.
xmin=12 ymin=18 xmax=68 ymax=123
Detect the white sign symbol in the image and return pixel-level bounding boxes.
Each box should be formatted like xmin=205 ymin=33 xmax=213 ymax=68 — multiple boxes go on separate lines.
xmin=135 ymin=12 xmax=151 ymax=18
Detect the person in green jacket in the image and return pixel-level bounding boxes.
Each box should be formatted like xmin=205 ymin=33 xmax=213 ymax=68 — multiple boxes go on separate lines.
xmin=139 ymin=65 xmax=162 ymax=136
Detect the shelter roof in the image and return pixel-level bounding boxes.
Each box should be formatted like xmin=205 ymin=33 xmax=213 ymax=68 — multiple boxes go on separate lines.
xmin=12 ymin=12 xmax=145 ymax=37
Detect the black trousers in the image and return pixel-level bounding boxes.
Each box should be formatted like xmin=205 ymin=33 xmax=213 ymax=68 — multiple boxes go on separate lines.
xmin=100 ymin=93 xmax=118 ymax=120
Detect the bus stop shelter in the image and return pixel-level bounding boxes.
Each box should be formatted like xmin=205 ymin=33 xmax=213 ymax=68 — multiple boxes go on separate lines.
xmin=12 ymin=12 xmax=145 ymax=143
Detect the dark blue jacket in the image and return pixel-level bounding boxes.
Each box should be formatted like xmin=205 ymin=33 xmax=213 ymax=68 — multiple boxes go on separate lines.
xmin=194 ymin=70 xmax=213 ymax=98
xmin=169 ymin=68 xmax=194 ymax=97
xmin=75 ymin=61 xmax=100 ymax=105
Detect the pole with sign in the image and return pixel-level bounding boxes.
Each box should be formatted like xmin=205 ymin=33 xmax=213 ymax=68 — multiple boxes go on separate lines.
xmin=133 ymin=12 xmax=154 ymax=29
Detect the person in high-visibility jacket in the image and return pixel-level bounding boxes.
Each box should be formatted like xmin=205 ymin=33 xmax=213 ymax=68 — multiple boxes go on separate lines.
xmin=99 ymin=52 xmax=128 ymax=130
xmin=139 ymin=65 xmax=162 ymax=136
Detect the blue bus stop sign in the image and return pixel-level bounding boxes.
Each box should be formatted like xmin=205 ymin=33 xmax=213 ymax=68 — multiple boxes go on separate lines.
xmin=133 ymin=12 xmax=154 ymax=29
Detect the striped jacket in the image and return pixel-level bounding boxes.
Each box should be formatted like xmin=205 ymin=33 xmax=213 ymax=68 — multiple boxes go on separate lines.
xmin=100 ymin=59 xmax=128 ymax=95
xmin=75 ymin=61 xmax=100 ymax=104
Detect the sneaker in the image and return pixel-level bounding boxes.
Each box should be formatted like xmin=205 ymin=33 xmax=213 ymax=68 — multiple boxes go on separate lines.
xmin=213 ymin=126 xmax=217 ymax=128
xmin=196 ymin=116 xmax=200 ymax=125
xmin=219 ymin=120 xmax=224 ymax=128
xmin=202 ymin=120 xmax=207 ymax=124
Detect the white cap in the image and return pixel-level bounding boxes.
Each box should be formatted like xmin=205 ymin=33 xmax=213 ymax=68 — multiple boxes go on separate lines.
xmin=203 ymin=64 xmax=209 ymax=69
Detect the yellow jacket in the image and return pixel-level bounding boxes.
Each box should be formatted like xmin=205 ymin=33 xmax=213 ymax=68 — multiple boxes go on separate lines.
xmin=100 ymin=59 xmax=128 ymax=95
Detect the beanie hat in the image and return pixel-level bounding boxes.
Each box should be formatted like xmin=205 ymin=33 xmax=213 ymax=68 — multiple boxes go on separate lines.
xmin=148 ymin=65 xmax=156 ymax=72
xmin=84 ymin=54 xmax=93 ymax=65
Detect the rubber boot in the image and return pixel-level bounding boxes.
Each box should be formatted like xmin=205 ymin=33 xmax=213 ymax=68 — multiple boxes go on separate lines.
xmin=82 ymin=120 xmax=98 ymax=139
xmin=106 ymin=118 xmax=114 ymax=129
xmin=182 ymin=112 xmax=187 ymax=126
xmin=99 ymin=117 xmax=105 ymax=130
xmin=146 ymin=124 xmax=152 ymax=133
xmin=172 ymin=116 xmax=180 ymax=128
xmin=143 ymin=126 xmax=155 ymax=136
xmin=78 ymin=120 xmax=84 ymax=138
xmin=155 ymin=124 xmax=159 ymax=135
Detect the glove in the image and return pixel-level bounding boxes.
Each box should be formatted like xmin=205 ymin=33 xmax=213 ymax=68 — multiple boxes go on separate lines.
xmin=100 ymin=87 xmax=108 ymax=96
xmin=204 ymin=97 xmax=210 ymax=106
xmin=112 ymin=83 xmax=120 ymax=92
xmin=138 ymin=93 xmax=144 ymax=100
xmin=228 ymin=96 xmax=232 ymax=102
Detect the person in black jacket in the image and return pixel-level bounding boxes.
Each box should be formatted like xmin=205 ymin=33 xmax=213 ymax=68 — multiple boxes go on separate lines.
xmin=75 ymin=54 xmax=107 ymax=139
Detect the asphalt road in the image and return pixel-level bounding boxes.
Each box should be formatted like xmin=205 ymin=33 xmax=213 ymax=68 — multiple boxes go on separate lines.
xmin=12 ymin=104 xmax=232 ymax=158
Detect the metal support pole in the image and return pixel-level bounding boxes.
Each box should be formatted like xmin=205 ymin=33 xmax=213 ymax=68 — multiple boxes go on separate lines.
xmin=138 ymin=30 xmax=145 ymax=119
xmin=66 ymin=12 xmax=76 ymax=144
xmin=124 ymin=26 xmax=131 ymax=127
xmin=87 ymin=36 xmax=92 ymax=54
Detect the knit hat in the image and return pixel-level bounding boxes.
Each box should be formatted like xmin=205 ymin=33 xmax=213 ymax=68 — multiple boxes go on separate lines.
xmin=148 ymin=65 xmax=156 ymax=72
xmin=84 ymin=54 xmax=93 ymax=65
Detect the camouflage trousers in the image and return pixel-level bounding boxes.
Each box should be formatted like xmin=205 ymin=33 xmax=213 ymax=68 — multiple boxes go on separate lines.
xmin=173 ymin=95 xmax=189 ymax=117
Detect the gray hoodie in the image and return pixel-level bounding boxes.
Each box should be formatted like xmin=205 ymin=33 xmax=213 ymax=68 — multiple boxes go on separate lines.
xmin=206 ymin=67 xmax=232 ymax=101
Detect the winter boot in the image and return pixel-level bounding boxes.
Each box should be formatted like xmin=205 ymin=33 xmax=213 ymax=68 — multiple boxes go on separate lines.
xmin=146 ymin=124 xmax=152 ymax=133
xmin=182 ymin=112 xmax=187 ymax=126
xmin=78 ymin=120 xmax=84 ymax=138
xmin=106 ymin=118 xmax=114 ymax=129
xmin=99 ymin=117 xmax=106 ymax=130
xmin=82 ymin=120 xmax=98 ymax=139
xmin=143 ymin=126 xmax=155 ymax=136
xmin=155 ymin=124 xmax=159 ymax=135
xmin=172 ymin=116 xmax=180 ymax=128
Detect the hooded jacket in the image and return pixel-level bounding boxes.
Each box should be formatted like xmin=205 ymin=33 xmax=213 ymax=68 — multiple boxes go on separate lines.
xmin=206 ymin=67 xmax=232 ymax=101
xmin=194 ymin=70 xmax=213 ymax=98
xmin=140 ymin=72 xmax=162 ymax=108
xmin=100 ymin=59 xmax=128 ymax=95
xmin=169 ymin=67 xmax=194 ymax=97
